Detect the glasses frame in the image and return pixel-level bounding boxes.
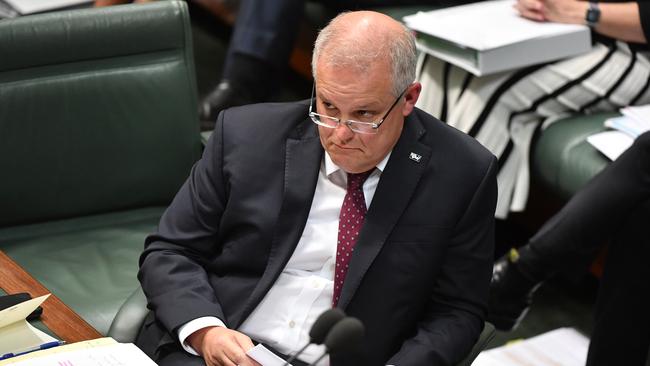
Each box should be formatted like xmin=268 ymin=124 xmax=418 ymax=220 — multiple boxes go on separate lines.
xmin=308 ymin=84 xmax=408 ymax=134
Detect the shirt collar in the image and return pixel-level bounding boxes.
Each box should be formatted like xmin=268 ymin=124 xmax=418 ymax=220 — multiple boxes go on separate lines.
xmin=324 ymin=151 xmax=391 ymax=178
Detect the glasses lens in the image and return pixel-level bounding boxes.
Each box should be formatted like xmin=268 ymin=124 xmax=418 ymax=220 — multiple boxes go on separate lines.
xmin=310 ymin=113 xmax=339 ymax=128
xmin=347 ymin=121 xmax=378 ymax=134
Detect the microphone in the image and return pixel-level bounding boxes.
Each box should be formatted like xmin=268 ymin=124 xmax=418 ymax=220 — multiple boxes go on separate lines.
xmin=282 ymin=308 xmax=346 ymax=366
xmin=306 ymin=316 xmax=365 ymax=366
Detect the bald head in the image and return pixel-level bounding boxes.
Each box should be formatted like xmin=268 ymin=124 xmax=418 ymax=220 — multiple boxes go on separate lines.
xmin=312 ymin=11 xmax=417 ymax=97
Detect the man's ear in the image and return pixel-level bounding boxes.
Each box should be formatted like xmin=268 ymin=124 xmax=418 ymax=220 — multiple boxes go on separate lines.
xmin=401 ymin=82 xmax=422 ymax=116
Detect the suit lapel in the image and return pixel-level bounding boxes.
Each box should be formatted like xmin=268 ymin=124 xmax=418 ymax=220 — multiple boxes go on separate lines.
xmin=238 ymin=120 xmax=323 ymax=326
xmin=338 ymin=115 xmax=432 ymax=309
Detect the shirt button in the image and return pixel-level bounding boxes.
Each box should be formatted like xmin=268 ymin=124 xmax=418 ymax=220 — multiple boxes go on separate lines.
xmin=289 ymin=321 xmax=296 ymax=328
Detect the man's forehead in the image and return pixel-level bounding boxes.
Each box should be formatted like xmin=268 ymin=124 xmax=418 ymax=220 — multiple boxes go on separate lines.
xmin=315 ymin=64 xmax=392 ymax=101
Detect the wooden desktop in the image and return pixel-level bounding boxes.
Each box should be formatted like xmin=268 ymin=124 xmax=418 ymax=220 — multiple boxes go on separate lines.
xmin=0 ymin=250 xmax=102 ymax=343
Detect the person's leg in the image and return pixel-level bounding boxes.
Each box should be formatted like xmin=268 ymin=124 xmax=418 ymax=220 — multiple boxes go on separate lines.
xmin=489 ymin=131 xmax=650 ymax=330
xmin=586 ymin=200 xmax=650 ymax=366
xmin=198 ymin=0 xmax=306 ymax=125
xmin=520 ymin=131 xmax=650 ymax=279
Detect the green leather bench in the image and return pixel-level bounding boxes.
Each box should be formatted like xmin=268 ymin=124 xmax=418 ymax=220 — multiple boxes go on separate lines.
xmin=0 ymin=0 xmax=201 ymax=335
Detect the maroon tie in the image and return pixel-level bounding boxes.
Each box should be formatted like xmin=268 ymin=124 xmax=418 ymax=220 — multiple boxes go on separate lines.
xmin=333 ymin=170 xmax=373 ymax=306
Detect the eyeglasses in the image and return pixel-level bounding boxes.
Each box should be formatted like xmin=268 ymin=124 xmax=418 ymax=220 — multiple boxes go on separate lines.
xmin=308 ymin=84 xmax=407 ymax=134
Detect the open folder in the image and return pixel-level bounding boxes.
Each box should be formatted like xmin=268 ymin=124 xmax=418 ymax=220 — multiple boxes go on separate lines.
xmin=0 ymin=294 xmax=60 ymax=357
xmin=404 ymin=0 xmax=592 ymax=76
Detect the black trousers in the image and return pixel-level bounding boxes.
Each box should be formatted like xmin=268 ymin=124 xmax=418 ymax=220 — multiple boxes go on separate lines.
xmin=586 ymin=200 xmax=650 ymax=366
xmin=518 ymin=132 xmax=650 ymax=364
xmin=521 ymin=131 xmax=650 ymax=278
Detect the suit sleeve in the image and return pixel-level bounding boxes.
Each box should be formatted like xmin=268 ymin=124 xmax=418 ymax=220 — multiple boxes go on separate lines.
xmin=388 ymin=155 xmax=498 ymax=366
xmin=138 ymin=110 xmax=230 ymax=334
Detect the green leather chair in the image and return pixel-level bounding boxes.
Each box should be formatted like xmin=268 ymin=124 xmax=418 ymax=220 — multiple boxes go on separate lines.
xmin=532 ymin=113 xmax=614 ymax=201
xmin=0 ymin=0 xmax=201 ymax=335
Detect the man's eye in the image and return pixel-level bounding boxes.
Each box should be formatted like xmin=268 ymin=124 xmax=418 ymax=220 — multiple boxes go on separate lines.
xmin=356 ymin=110 xmax=374 ymax=119
xmin=323 ymin=102 xmax=335 ymax=109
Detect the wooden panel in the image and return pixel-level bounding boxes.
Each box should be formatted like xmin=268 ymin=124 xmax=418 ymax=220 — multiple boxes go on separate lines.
xmin=0 ymin=250 xmax=102 ymax=343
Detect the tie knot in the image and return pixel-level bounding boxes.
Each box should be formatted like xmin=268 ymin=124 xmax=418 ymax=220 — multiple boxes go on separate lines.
xmin=347 ymin=169 xmax=373 ymax=191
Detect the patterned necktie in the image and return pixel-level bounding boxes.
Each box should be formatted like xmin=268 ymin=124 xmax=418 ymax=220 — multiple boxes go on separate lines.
xmin=333 ymin=170 xmax=374 ymax=306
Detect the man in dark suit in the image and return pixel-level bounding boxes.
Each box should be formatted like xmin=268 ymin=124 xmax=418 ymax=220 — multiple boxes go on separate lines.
xmin=137 ymin=11 xmax=497 ymax=366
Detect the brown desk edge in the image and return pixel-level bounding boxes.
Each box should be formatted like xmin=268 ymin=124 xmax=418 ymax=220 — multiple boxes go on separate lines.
xmin=0 ymin=250 xmax=103 ymax=343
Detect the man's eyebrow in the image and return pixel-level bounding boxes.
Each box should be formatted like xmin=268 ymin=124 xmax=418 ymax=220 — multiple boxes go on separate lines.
xmin=318 ymin=94 xmax=381 ymax=110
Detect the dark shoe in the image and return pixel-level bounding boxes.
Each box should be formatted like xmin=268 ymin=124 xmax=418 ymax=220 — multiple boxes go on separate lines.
xmin=198 ymin=80 xmax=255 ymax=130
xmin=488 ymin=248 xmax=542 ymax=331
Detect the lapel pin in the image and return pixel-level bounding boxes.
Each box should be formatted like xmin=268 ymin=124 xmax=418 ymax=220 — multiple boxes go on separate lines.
xmin=409 ymin=152 xmax=422 ymax=163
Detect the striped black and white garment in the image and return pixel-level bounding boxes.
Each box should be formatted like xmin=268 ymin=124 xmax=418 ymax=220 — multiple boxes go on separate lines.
xmin=416 ymin=40 xmax=650 ymax=218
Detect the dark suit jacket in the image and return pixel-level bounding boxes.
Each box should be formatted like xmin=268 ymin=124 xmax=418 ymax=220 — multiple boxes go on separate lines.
xmin=137 ymin=100 xmax=497 ymax=366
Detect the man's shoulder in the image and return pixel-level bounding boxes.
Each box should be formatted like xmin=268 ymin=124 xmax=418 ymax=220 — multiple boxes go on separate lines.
xmin=411 ymin=107 xmax=495 ymax=164
xmin=219 ymin=99 xmax=311 ymax=129
xmin=212 ymin=99 xmax=317 ymax=150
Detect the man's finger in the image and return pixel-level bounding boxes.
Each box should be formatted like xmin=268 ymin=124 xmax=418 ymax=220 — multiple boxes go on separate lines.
xmin=223 ymin=346 xmax=250 ymax=366
xmin=233 ymin=333 xmax=255 ymax=352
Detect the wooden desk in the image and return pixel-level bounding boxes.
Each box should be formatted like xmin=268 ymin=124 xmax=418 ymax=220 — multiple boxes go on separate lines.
xmin=0 ymin=250 xmax=102 ymax=343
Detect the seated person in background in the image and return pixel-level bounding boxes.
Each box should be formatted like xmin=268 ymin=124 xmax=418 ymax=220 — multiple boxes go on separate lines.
xmin=136 ymin=10 xmax=498 ymax=366
xmin=416 ymin=0 xmax=650 ymax=218
xmin=197 ymin=0 xmax=466 ymax=128
xmin=489 ymin=131 xmax=650 ymax=365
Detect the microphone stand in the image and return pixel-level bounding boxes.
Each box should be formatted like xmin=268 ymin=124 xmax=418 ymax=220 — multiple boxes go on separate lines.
xmin=282 ymin=343 xmax=310 ymax=366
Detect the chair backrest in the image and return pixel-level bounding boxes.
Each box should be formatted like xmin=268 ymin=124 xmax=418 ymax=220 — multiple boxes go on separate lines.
xmin=0 ymin=1 xmax=201 ymax=227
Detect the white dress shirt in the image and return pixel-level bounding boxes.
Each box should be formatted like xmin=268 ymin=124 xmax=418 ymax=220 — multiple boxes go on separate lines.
xmin=178 ymin=151 xmax=390 ymax=365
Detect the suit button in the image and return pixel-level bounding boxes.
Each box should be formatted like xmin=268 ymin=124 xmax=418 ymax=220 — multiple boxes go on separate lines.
xmin=289 ymin=320 xmax=296 ymax=328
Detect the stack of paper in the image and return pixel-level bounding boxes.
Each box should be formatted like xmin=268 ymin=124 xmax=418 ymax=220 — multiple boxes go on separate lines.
xmin=473 ymin=327 xmax=589 ymax=366
xmin=587 ymin=105 xmax=650 ymax=160
xmin=0 ymin=294 xmax=60 ymax=358
xmin=403 ymin=0 xmax=591 ymax=76
xmin=3 ymin=342 xmax=158 ymax=366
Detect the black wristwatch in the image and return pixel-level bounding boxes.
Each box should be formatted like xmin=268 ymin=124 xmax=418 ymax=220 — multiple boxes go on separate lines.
xmin=586 ymin=1 xmax=601 ymax=28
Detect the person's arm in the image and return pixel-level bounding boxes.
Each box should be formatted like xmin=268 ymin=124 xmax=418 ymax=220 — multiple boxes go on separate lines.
xmin=138 ymin=112 xmax=258 ymax=366
xmin=187 ymin=326 xmax=260 ymax=366
xmin=388 ymin=156 xmax=498 ymax=365
xmin=515 ymin=0 xmax=647 ymax=44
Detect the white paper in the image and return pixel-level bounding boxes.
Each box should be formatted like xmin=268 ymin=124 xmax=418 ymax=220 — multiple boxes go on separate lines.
xmin=621 ymin=105 xmax=650 ymax=124
xmin=472 ymin=328 xmax=589 ymax=366
xmin=604 ymin=116 xmax=650 ymax=138
xmin=8 ymin=343 xmax=157 ymax=366
xmin=403 ymin=0 xmax=588 ymax=51
xmin=2 ymin=0 xmax=92 ymax=14
xmin=0 ymin=294 xmax=58 ymax=355
xmin=587 ymin=130 xmax=634 ymax=160
xmin=404 ymin=0 xmax=591 ymax=75
xmin=246 ymin=344 xmax=293 ymax=366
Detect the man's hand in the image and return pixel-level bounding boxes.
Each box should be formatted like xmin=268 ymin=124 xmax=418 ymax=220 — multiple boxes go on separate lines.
xmin=187 ymin=326 xmax=261 ymax=366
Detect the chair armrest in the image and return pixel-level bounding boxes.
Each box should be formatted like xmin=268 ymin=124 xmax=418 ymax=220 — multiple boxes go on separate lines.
xmin=107 ymin=287 xmax=149 ymax=343
xmin=456 ymin=322 xmax=496 ymax=366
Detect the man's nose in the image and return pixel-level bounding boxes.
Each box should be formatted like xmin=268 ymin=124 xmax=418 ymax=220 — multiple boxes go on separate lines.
xmin=334 ymin=121 xmax=355 ymax=142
